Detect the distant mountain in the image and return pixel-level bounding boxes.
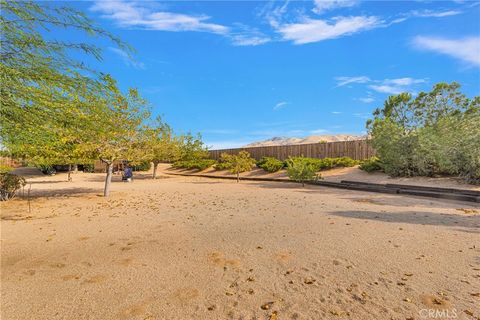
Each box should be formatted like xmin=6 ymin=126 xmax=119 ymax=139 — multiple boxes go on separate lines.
xmin=244 ymin=134 xmax=365 ymax=147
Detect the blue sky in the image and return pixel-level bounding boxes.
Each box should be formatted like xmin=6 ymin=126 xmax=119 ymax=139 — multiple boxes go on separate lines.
xmin=70 ymin=0 xmax=479 ymax=149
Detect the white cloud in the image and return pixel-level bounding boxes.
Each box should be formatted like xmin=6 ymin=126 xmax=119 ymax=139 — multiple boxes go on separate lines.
xmin=277 ymin=16 xmax=381 ymax=44
xmin=312 ymin=0 xmax=359 ymax=14
xmin=109 ymin=47 xmax=145 ymax=69
xmin=229 ymin=24 xmax=271 ymax=46
xmin=274 ymin=101 xmax=289 ymax=110
xmin=335 ymin=76 xmax=370 ymax=87
xmin=412 ymin=36 xmax=480 ymax=66
xmin=91 ymin=0 xmax=228 ymax=34
xmin=331 ymin=111 xmax=342 ymax=114
xmin=368 ymin=85 xmax=404 ymax=95
xmin=336 ymin=76 xmax=427 ymax=95
xmin=358 ymin=97 xmax=374 ymax=103
xmin=383 ymin=77 xmax=426 ymax=86
xmin=231 ymin=35 xmax=271 ymax=46
xmin=411 ymin=9 xmax=462 ymax=18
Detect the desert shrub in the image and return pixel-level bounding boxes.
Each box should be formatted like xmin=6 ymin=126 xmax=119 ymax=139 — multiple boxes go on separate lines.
xmin=173 ymin=159 xmax=216 ymax=171
xmin=257 ymin=157 xmax=284 ymax=173
xmin=132 ymin=161 xmax=151 ymax=171
xmin=0 ymin=165 xmax=13 ymax=174
xmin=285 ymin=157 xmax=320 ymax=186
xmin=283 ymin=156 xmax=357 ymax=172
xmin=285 ymin=157 xmax=323 ymax=171
xmin=0 ymin=173 xmax=26 ymax=201
xmin=368 ymin=82 xmax=480 ymax=183
xmin=332 ymin=157 xmax=359 ymax=167
xmin=218 ymin=151 xmax=256 ymax=182
xmin=214 ymin=153 xmax=234 ymax=170
xmin=359 ymin=157 xmax=383 ymax=172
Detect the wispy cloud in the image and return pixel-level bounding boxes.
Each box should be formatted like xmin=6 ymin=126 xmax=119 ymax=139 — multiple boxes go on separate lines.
xmin=274 ymin=101 xmax=289 ymax=110
xmin=358 ymin=97 xmax=375 ymax=103
xmin=331 ymin=111 xmax=343 ymax=114
xmin=109 ymin=47 xmax=145 ymax=69
xmin=336 ymin=76 xmax=428 ymax=95
xmin=91 ymin=1 xmax=228 ymax=34
xmin=92 ymin=1 xmax=271 ymax=46
xmin=412 ymin=36 xmax=480 ymax=66
xmin=335 ymin=76 xmax=371 ymax=87
xmin=312 ymin=0 xmax=359 ymax=14
xmin=277 ymin=16 xmax=381 ymax=45
xmin=369 ymin=78 xmax=427 ymax=94
xmin=229 ymin=24 xmax=271 ymax=46
xmin=410 ymin=9 xmax=462 ymax=18
xmin=368 ymin=85 xmax=404 ymax=95
xmin=382 ymin=78 xmax=426 ymax=86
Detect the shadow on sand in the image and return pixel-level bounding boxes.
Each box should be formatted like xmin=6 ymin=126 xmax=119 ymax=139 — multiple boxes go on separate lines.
xmin=329 ymin=210 xmax=480 ymax=231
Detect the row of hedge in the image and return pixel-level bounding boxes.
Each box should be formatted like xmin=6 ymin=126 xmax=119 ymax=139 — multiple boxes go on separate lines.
xmin=257 ymin=156 xmax=359 ymax=173
xmin=173 ymin=155 xmax=361 ymax=173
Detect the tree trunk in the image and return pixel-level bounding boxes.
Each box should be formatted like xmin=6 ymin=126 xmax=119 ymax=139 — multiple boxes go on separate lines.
xmin=104 ymin=162 xmax=114 ymax=197
xmin=73 ymin=164 xmax=78 ymax=173
xmin=237 ymin=171 xmax=239 ymax=183
xmin=67 ymin=164 xmax=72 ymax=182
xmin=153 ymin=162 xmax=158 ymax=179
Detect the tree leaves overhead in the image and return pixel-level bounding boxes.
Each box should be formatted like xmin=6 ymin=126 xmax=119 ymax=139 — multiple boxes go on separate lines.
xmin=0 ymin=0 xmax=131 ymax=162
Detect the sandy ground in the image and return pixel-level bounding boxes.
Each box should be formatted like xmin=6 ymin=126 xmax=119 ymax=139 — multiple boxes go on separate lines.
xmin=1 ymin=165 xmax=479 ymax=320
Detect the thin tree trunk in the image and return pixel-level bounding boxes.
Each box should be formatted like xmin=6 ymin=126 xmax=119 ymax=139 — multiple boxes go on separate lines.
xmin=67 ymin=164 xmax=72 ymax=182
xmin=153 ymin=162 xmax=158 ymax=179
xmin=237 ymin=171 xmax=239 ymax=183
xmin=104 ymin=162 xmax=114 ymax=197
xmin=73 ymin=164 xmax=78 ymax=173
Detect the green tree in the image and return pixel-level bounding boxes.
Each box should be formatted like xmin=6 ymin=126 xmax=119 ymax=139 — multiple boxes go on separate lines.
xmin=285 ymin=157 xmax=319 ymax=187
xmin=367 ymin=82 xmax=480 ymax=183
xmin=177 ymin=133 xmax=209 ymax=161
xmin=141 ymin=117 xmax=181 ymax=179
xmin=80 ymin=76 xmax=150 ymax=196
xmin=220 ymin=151 xmax=256 ymax=182
xmin=0 ymin=0 xmax=129 ymax=181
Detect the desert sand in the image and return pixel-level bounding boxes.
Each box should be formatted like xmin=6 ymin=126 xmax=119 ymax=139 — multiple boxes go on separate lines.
xmin=1 ymin=165 xmax=479 ymax=320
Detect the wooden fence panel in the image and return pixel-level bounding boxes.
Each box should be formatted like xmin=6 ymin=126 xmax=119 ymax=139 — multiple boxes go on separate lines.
xmin=208 ymin=139 xmax=375 ymax=161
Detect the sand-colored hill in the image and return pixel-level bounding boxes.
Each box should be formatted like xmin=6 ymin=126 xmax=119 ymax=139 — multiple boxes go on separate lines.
xmin=244 ymin=134 xmax=365 ymax=147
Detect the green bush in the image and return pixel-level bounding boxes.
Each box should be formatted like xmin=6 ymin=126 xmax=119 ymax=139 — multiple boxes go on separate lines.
xmin=214 ymin=153 xmax=233 ymax=170
xmin=332 ymin=157 xmax=359 ymax=167
xmin=359 ymin=157 xmax=383 ymax=172
xmin=173 ymin=159 xmax=216 ymax=171
xmin=0 ymin=165 xmax=13 ymax=174
xmin=283 ymin=156 xmax=357 ymax=172
xmin=217 ymin=151 xmax=256 ymax=182
xmin=132 ymin=161 xmax=151 ymax=171
xmin=368 ymin=82 xmax=480 ymax=184
xmin=257 ymin=157 xmax=284 ymax=173
xmin=285 ymin=157 xmax=320 ymax=186
xmin=0 ymin=173 xmax=26 ymax=201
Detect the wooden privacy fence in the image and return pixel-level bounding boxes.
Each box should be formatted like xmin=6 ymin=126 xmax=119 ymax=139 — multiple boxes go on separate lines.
xmin=209 ymin=139 xmax=375 ymax=161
